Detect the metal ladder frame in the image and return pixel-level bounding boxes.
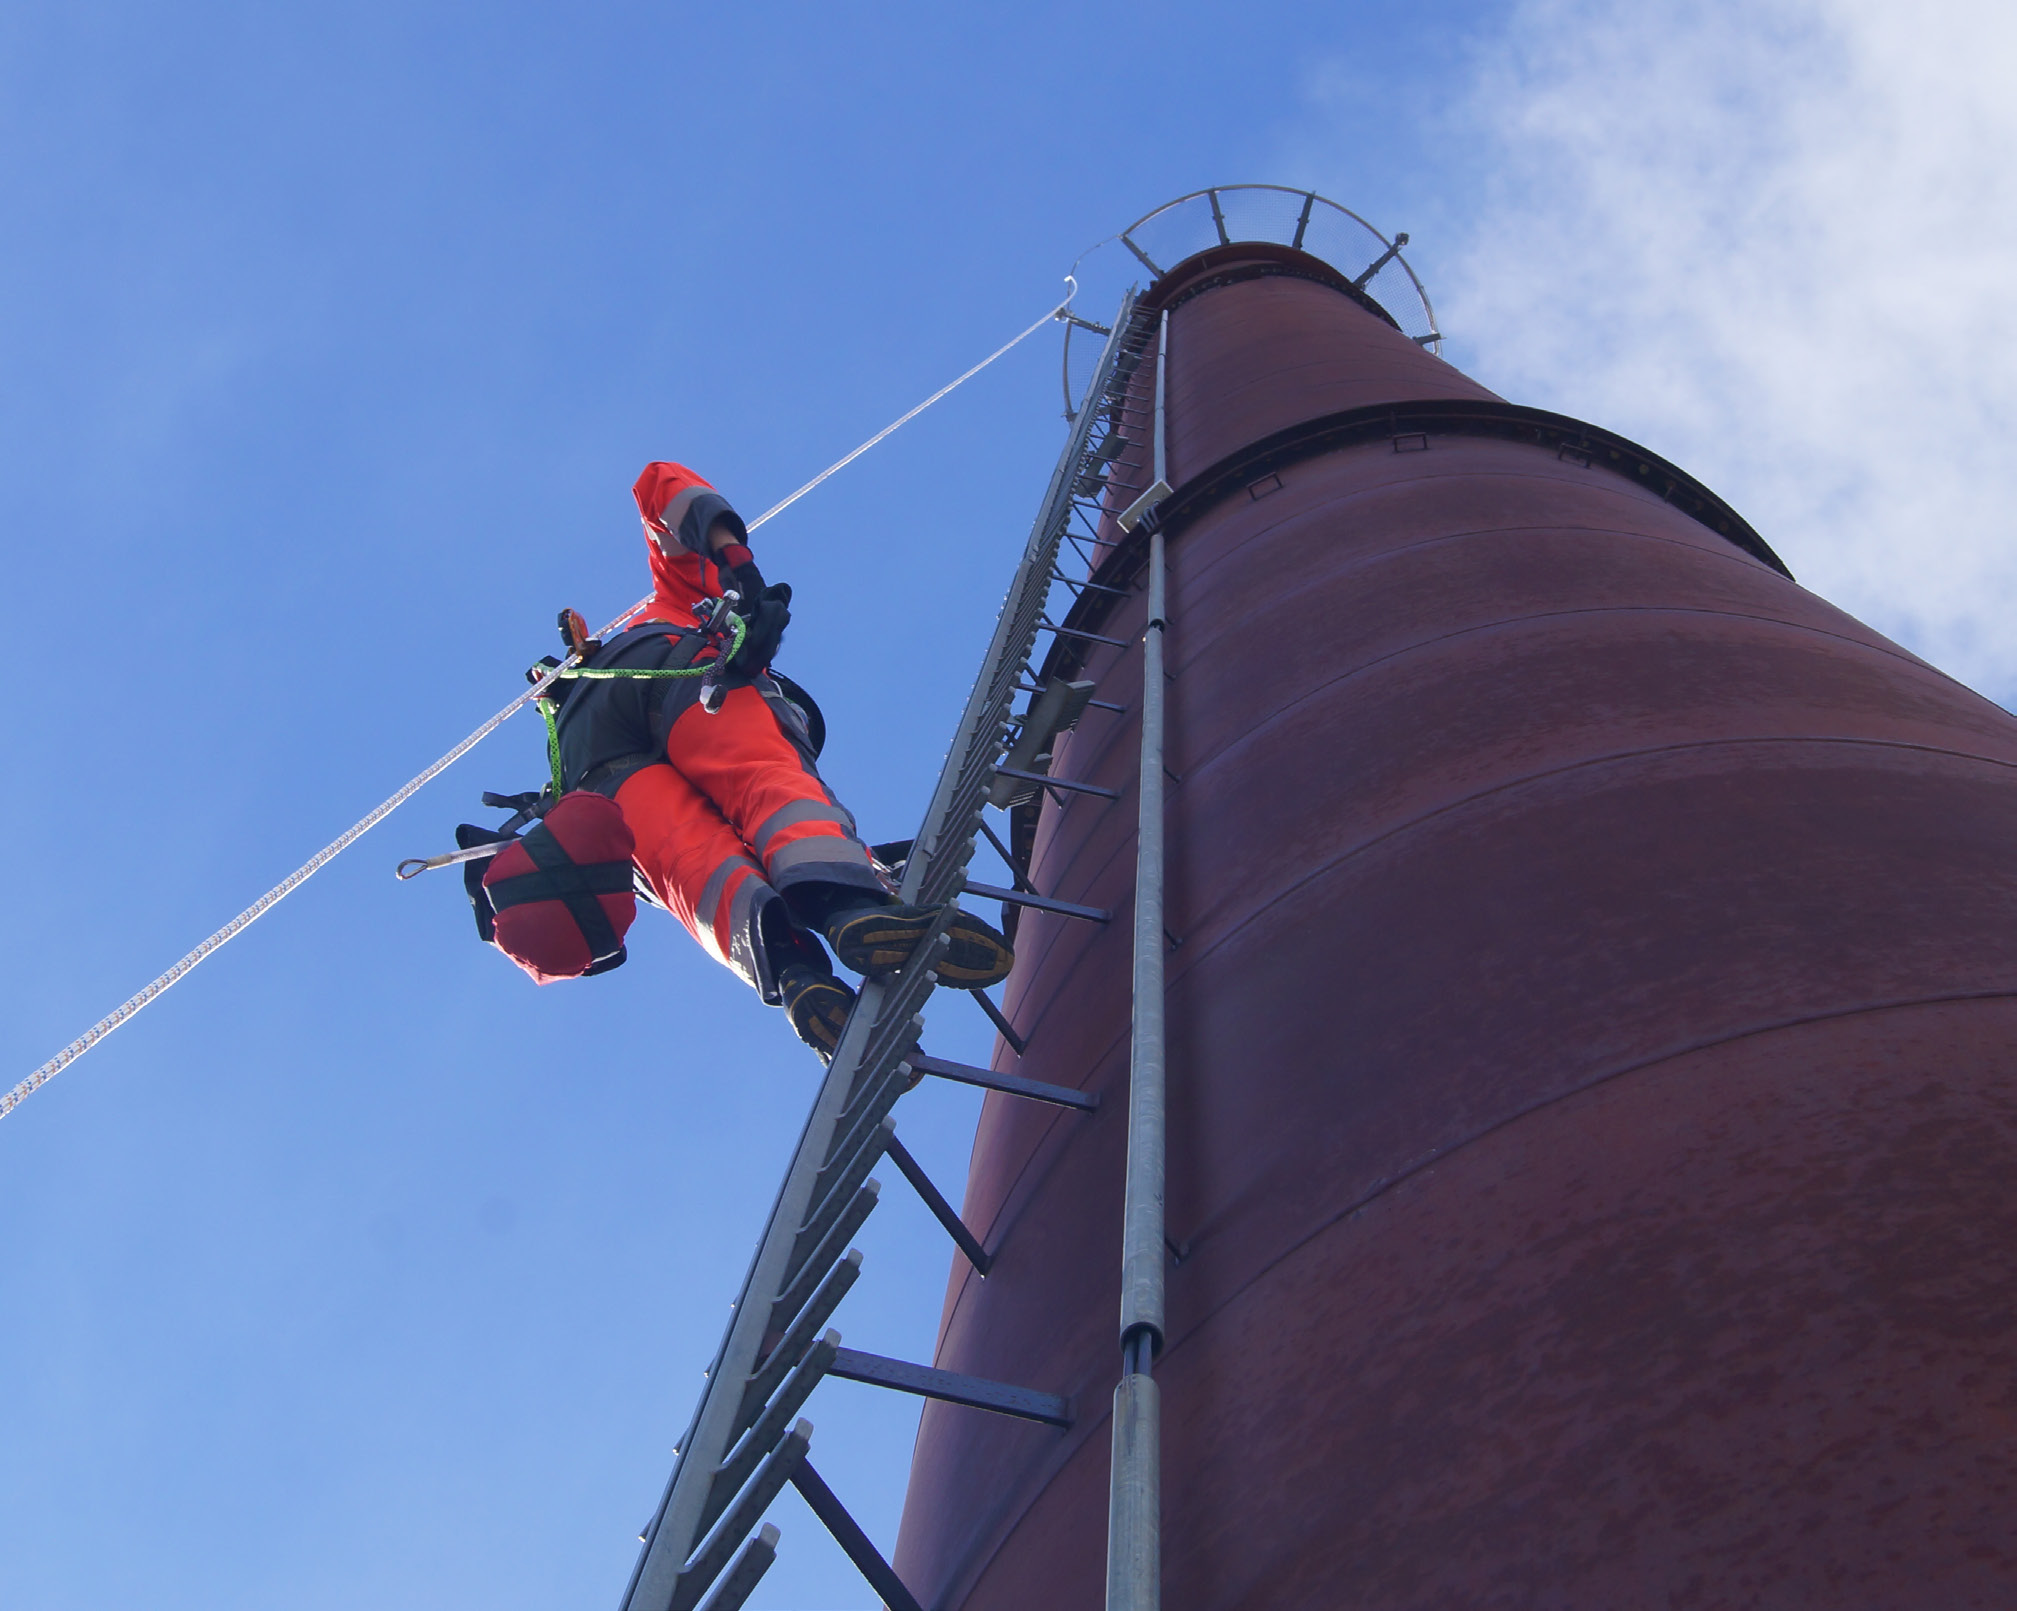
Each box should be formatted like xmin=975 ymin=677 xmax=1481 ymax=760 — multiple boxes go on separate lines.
xmin=615 ymin=288 xmax=1160 ymax=1611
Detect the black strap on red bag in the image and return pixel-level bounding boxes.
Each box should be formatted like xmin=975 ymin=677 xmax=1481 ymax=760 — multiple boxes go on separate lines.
xmin=486 ymin=830 xmax=632 ymax=974
xmin=465 ymin=792 xmax=638 ymax=984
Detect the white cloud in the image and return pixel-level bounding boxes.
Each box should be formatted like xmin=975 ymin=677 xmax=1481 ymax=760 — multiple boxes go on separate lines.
xmin=1439 ymin=0 xmax=2017 ymax=699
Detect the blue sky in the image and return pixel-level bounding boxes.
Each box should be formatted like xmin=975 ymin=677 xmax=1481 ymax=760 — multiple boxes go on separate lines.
xmin=4 ymin=3 xmax=2014 ymax=1608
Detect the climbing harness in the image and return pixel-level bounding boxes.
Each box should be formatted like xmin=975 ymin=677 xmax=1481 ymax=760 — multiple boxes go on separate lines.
xmin=394 ymin=595 xmax=749 ymax=882
xmin=531 ymin=597 xmax=747 ymax=810
xmin=407 ymin=595 xmax=747 ymax=880
xmin=3 ymin=287 xmax=1075 ymax=1122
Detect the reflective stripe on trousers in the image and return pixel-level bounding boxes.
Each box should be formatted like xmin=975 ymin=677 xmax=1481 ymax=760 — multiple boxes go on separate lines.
xmin=615 ymin=681 xmax=884 ymax=994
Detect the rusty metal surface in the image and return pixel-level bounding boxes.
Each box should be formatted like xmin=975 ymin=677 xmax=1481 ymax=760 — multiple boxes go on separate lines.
xmin=894 ymin=251 xmax=2017 ymax=1608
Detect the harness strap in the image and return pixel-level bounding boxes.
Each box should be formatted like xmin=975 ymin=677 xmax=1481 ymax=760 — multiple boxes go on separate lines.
xmin=536 ymin=613 xmax=747 ymax=799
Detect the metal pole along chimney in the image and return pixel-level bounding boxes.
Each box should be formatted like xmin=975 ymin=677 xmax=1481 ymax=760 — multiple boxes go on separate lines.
xmin=893 ymin=189 xmax=2017 ymax=1608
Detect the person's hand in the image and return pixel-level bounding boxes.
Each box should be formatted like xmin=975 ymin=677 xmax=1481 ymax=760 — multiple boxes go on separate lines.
xmin=726 ymin=559 xmax=767 ymax=614
xmin=729 ymin=582 xmax=791 ymax=673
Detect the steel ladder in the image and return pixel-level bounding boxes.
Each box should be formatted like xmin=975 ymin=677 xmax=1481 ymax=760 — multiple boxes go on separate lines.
xmin=616 ymin=288 xmax=1165 ymax=1611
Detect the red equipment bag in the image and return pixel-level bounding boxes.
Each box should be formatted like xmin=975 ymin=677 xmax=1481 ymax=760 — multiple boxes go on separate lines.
xmin=479 ymin=791 xmax=637 ymax=984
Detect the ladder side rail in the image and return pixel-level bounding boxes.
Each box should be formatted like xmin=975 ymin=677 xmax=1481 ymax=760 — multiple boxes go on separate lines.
xmin=622 ymin=971 xmax=896 ymax=1611
xmin=629 ymin=920 xmax=949 ymax=1608
xmin=913 ymin=401 xmax=1148 ymax=910
xmin=902 ymin=292 xmax=1140 ymax=907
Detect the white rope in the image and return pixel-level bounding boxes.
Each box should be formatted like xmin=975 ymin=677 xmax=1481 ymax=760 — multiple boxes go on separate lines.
xmin=3 ymin=288 xmax=1075 ymax=1123
xmin=746 ymin=290 xmax=1074 ymax=532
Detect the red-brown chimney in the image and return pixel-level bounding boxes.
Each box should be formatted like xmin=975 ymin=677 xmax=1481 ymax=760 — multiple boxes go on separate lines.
xmin=895 ymin=235 xmax=2017 ymax=1607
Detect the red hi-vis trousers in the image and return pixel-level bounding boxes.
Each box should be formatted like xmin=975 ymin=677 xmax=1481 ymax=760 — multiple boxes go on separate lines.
xmin=614 ymin=679 xmax=882 ymax=996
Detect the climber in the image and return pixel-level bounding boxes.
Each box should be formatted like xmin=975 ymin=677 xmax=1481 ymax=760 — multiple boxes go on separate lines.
xmin=480 ymin=461 xmax=1013 ymax=1060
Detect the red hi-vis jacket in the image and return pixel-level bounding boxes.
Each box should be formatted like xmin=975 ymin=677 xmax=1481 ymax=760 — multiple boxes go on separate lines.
xmin=631 ymin=462 xmax=750 ymax=629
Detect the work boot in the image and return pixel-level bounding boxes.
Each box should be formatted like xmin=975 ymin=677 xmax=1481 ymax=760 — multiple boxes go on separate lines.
xmin=779 ymin=964 xmax=856 ymax=1063
xmin=822 ymin=903 xmax=1015 ymax=987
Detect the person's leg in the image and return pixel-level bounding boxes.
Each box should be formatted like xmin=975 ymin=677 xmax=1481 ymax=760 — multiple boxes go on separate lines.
xmin=616 ymin=760 xmax=767 ymax=975
xmin=665 ymin=682 xmax=885 ymax=906
xmin=614 ymin=761 xmax=853 ymax=1056
xmin=664 ymin=682 xmax=1013 ymax=986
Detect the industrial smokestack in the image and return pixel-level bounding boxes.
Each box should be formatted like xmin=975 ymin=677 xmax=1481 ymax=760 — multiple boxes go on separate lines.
xmin=894 ymin=203 xmax=2017 ymax=1608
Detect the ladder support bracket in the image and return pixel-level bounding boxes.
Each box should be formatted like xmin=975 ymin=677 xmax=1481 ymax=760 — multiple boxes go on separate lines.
xmin=829 ymin=1347 xmax=1074 ymax=1428
xmin=1040 ymin=615 xmax=1132 ymax=649
xmin=963 ymin=986 xmax=1028 ymax=1056
xmin=988 ymin=766 xmax=1120 ymax=802
xmin=911 ymin=1052 xmax=1097 ymax=1112
xmin=788 ymin=1462 xmax=928 ymax=1611
xmin=965 ymin=879 xmax=1112 ymax=923
xmin=885 ymin=1133 xmax=993 ymax=1275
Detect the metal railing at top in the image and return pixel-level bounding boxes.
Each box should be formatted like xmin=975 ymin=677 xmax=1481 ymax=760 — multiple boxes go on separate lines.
xmin=1061 ymin=184 xmax=1443 ymax=419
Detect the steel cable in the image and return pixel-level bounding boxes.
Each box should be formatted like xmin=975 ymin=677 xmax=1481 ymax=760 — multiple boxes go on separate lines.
xmin=4 ymin=288 xmax=1074 ymax=1122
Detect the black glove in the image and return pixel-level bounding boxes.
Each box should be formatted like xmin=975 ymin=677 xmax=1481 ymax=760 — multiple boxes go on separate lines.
xmin=725 ymin=559 xmax=768 ymax=613
xmin=728 ymin=582 xmax=792 ymax=674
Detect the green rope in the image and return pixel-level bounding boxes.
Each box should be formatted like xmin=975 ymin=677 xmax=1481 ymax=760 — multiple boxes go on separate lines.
xmin=541 ymin=698 xmax=564 ymax=802
xmin=535 ymin=614 xmax=748 ymax=801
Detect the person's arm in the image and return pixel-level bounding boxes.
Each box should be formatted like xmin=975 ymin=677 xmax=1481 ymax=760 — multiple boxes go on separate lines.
xmin=709 ymin=518 xmax=790 ymax=673
xmin=706 ymin=515 xmax=744 ymax=556
xmin=709 ymin=518 xmax=766 ymax=608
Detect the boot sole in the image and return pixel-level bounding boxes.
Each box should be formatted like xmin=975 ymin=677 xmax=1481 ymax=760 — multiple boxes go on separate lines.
xmin=829 ymin=906 xmax=1014 ymax=986
xmin=783 ymin=974 xmax=857 ymax=1061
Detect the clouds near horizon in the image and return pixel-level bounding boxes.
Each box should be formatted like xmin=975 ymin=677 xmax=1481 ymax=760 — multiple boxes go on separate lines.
xmin=1432 ymin=0 xmax=2017 ymax=698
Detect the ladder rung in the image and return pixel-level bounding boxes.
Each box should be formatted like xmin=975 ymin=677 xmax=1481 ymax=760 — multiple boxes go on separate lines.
xmin=793 ymin=1120 xmax=892 ymax=1279
xmin=964 ymin=880 xmax=1112 ymax=923
xmin=828 ymin=1045 xmax=914 ymax=1162
xmin=835 ymin=1044 xmax=905 ymax=1124
xmin=672 ymin=1423 xmax=811 ymax=1611
xmin=854 ymin=976 xmax=933 ymax=1073
xmin=910 ymin=1052 xmax=1096 ymax=1112
xmin=703 ymin=1333 xmax=839 ymax=1534
xmin=829 ymin=1345 xmax=1073 ymax=1427
xmin=859 ymin=1005 xmax=926 ymax=1077
xmin=691 ymin=1525 xmax=778 ymax=1611
xmin=990 ymin=765 xmax=1120 ymax=800
xmin=771 ymin=1183 xmax=879 ymax=1333
xmin=736 ymin=1252 xmax=860 ymax=1435
xmin=831 ymin=1049 xmax=905 ymax=1148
